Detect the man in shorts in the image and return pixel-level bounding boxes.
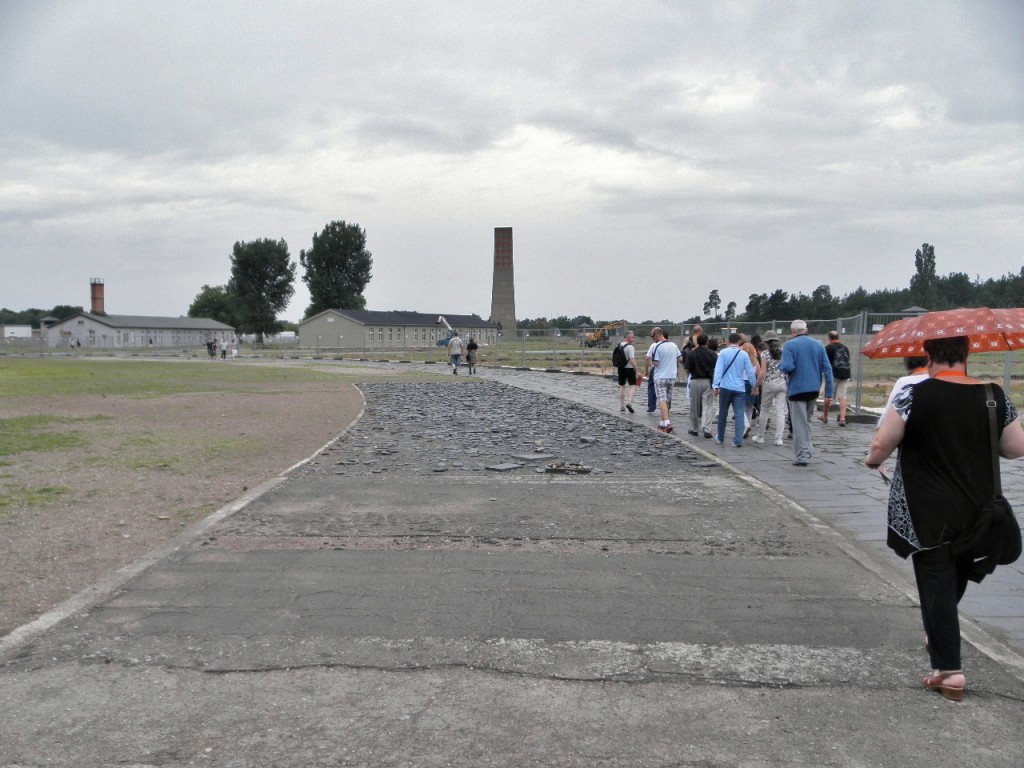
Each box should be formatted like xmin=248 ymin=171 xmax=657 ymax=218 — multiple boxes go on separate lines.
xmin=646 ymin=327 xmax=682 ymax=434
xmin=447 ymin=332 xmax=464 ymax=374
xmin=615 ymin=331 xmax=639 ymax=413
xmin=820 ymin=330 xmax=852 ymax=425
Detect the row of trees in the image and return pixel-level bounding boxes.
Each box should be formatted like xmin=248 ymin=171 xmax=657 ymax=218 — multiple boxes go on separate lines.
xmin=188 ymin=220 xmax=373 ymax=338
xmin=697 ymin=244 xmax=1024 ymax=325
xmin=0 ymin=305 xmax=82 ymax=328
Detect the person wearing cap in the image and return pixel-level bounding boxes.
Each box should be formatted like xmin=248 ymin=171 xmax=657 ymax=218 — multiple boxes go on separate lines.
xmin=780 ymin=320 xmax=834 ymax=466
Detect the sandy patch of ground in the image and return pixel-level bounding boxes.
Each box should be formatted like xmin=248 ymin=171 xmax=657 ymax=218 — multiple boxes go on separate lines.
xmin=0 ymin=381 xmax=365 ymax=636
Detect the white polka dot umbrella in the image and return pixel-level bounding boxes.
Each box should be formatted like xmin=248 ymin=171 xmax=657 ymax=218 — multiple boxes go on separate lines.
xmin=860 ymin=307 xmax=1024 ymax=358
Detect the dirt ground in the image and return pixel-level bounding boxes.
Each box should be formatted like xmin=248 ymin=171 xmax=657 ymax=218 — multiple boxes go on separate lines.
xmin=0 ymin=379 xmax=366 ymax=637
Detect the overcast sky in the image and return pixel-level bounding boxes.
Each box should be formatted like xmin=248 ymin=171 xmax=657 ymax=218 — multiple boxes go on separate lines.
xmin=2 ymin=1 xmax=1022 ymax=324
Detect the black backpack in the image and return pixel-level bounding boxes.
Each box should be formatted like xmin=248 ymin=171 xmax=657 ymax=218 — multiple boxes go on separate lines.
xmin=833 ymin=344 xmax=851 ymax=380
xmin=611 ymin=343 xmax=628 ymax=368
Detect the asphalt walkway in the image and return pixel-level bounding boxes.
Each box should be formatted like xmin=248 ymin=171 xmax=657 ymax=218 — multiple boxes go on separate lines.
xmin=1 ymin=361 xmax=1023 ymax=767
xmin=476 ymin=364 xmax=1024 ymax=665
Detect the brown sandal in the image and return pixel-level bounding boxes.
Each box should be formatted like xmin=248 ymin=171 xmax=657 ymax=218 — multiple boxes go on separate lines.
xmin=923 ymin=670 xmax=965 ymax=701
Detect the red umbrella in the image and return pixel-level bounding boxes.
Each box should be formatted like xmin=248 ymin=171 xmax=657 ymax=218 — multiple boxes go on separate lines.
xmin=860 ymin=307 xmax=1024 ymax=358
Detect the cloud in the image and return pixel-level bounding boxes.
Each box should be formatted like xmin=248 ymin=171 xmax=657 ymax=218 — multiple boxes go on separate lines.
xmin=1 ymin=1 xmax=1022 ymax=322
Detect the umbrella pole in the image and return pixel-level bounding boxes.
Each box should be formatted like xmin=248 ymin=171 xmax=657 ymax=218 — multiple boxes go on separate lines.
xmin=1006 ymin=351 xmax=1012 ymax=393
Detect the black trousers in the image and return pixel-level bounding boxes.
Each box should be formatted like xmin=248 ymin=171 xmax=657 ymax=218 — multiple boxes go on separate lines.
xmin=912 ymin=544 xmax=971 ymax=670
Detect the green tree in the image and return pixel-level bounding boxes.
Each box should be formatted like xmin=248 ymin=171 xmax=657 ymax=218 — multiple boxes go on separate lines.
xmin=910 ymin=243 xmax=938 ymax=309
xmin=228 ymin=238 xmax=296 ymax=340
xmin=188 ymin=284 xmax=238 ymax=326
xmin=703 ymin=289 xmax=721 ymax=319
xmin=744 ymin=293 xmax=767 ymax=321
xmin=300 ymin=220 xmax=373 ymax=318
xmin=810 ymin=284 xmax=836 ymax=317
xmin=764 ymin=289 xmax=790 ymax=319
xmin=936 ymin=272 xmax=973 ymax=308
xmin=724 ymin=301 xmax=737 ymax=321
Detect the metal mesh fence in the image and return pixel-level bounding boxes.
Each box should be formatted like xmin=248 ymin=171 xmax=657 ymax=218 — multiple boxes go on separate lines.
xmin=507 ymin=312 xmax=1019 ymax=413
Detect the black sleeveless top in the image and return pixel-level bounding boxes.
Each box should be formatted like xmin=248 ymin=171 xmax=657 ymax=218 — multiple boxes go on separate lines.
xmin=886 ymin=378 xmax=1017 ymax=558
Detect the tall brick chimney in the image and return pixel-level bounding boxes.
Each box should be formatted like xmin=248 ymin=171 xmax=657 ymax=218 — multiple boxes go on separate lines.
xmin=90 ymin=278 xmax=106 ymax=315
xmin=488 ymin=227 xmax=516 ymax=337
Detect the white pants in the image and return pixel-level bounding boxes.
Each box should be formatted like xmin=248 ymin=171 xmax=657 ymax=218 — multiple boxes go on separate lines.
xmin=755 ymin=380 xmax=788 ymax=442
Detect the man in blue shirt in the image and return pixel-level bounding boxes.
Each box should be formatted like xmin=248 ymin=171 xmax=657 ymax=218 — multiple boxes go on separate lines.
xmin=780 ymin=320 xmax=834 ymax=466
xmin=712 ymin=332 xmax=757 ymax=447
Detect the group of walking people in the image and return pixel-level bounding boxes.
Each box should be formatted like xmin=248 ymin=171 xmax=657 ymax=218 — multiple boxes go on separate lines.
xmin=613 ymin=321 xmax=1024 ymax=702
xmin=613 ymin=320 xmax=847 ymax=465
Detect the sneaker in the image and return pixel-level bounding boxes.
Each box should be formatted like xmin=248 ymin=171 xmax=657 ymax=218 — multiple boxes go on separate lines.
xmin=774 ymin=438 xmax=784 ymax=446
xmin=793 ymin=460 xmax=808 ymax=466
xmin=703 ymin=429 xmax=712 ymax=439
xmin=687 ymin=429 xmax=699 ymax=436
xmin=743 ymin=424 xmax=751 ymax=438
xmin=657 ymin=425 xmax=670 ymax=434
xmin=620 ymin=406 xmax=626 ymax=412
xmin=750 ymin=435 xmax=763 ymax=444
xmin=626 ymin=404 xmax=634 ymax=413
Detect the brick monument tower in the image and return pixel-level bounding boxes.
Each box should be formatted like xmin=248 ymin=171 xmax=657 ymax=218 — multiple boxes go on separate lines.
xmin=488 ymin=227 xmax=516 ymax=337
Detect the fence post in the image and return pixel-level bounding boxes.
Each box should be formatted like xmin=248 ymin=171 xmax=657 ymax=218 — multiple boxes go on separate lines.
xmin=854 ymin=311 xmax=867 ymax=416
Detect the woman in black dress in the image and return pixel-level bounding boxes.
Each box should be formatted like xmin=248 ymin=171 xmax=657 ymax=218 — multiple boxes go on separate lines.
xmin=865 ymin=336 xmax=1024 ymax=700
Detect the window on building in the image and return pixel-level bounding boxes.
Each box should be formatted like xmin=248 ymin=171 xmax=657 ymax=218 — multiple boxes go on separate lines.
xmin=368 ymin=328 xmax=374 ymax=342
xmin=397 ymin=328 xmax=402 ymax=341
xmin=378 ymin=329 xmax=383 ymax=342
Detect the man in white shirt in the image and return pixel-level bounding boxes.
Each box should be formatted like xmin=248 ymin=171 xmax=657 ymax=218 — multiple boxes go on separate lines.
xmin=447 ymin=332 xmax=464 ymax=374
xmin=646 ymin=327 xmax=682 ymax=434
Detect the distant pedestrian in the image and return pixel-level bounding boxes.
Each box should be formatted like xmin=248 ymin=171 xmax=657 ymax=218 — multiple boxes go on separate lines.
xmin=447 ymin=332 xmax=464 ymax=374
xmin=646 ymin=327 xmax=682 ymax=433
xmin=220 ymin=340 xmax=227 ymax=360
xmin=713 ymin=332 xmax=756 ymax=447
xmin=684 ymin=334 xmax=717 ymax=437
xmin=820 ymin=330 xmax=852 ymax=425
xmin=614 ymin=331 xmax=639 ymax=413
xmin=644 ymin=333 xmax=659 ymax=413
xmin=751 ymin=338 xmax=787 ymax=446
xmin=780 ymin=320 xmax=834 ymax=466
xmin=465 ymin=337 xmax=479 ymax=374
xmin=879 ymin=356 xmax=929 ymax=425
xmin=740 ymin=334 xmax=761 ymax=436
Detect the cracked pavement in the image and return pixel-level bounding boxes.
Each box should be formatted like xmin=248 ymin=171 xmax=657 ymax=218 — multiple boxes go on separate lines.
xmin=2 ymin=377 xmax=1024 ymax=767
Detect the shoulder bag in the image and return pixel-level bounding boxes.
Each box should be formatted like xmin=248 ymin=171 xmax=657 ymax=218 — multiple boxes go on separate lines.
xmin=955 ymin=384 xmax=1022 ymax=582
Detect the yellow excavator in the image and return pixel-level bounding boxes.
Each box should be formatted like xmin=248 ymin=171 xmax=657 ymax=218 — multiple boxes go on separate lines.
xmin=583 ymin=321 xmax=627 ymax=348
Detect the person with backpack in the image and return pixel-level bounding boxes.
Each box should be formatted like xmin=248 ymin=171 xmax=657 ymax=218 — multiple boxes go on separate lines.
xmin=612 ymin=331 xmax=639 ymax=413
xmin=821 ymin=330 xmax=852 ymax=426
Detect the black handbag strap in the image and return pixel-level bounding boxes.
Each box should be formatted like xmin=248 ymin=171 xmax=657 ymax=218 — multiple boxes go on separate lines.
xmin=720 ymin=348 xmax=742 ymax=378
xmin=985 ymin=384 xmax=1003 ymax=497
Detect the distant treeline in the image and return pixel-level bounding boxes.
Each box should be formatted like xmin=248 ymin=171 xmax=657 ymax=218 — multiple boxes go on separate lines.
xmin=520 ymin=262 xmax=1024 ymax=329
xmin=0 ymin=305 xmax=83 ymax=329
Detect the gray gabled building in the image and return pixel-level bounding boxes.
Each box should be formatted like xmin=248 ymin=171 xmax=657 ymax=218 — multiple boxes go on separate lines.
xmin=42 ymin=278 xmax=235 ymax=349
xmin=44 ymin=312 xmax=235 ymax=349
xmin=298 ymin=309 xmax=499 ymax=350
